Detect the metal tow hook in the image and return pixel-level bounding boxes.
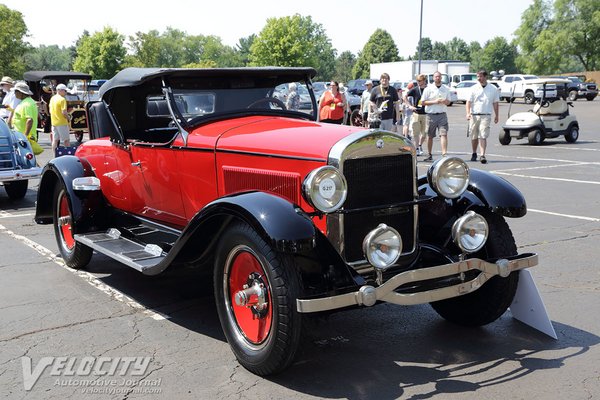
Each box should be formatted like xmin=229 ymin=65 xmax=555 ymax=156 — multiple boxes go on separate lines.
xmin=234 ymin=281 xmax=267 ymax=310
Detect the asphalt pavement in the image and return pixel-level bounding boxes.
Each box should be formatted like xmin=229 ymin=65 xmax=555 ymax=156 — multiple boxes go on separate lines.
xmin=1 ymin=98 xmax=599 ymax=399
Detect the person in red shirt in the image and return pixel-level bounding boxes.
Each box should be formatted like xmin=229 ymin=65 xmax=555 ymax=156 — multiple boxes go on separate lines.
xmin=318 ymin=81 xmax=345 ymax=124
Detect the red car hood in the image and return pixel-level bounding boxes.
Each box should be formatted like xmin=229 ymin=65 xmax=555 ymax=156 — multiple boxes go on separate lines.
xmin=213 ymin=117 xmax=364 ymax=160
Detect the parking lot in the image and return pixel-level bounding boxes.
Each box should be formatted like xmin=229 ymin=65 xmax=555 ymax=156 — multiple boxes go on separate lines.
xmin=1 ymin=98 xmax=599 ymax=399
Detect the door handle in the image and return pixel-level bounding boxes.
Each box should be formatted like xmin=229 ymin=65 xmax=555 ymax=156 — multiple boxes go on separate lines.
xmin=131 ymin=161 xmax=141 ymax=167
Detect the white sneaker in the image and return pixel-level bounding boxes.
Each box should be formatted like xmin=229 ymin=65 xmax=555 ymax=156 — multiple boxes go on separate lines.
xmin=416 ymin=147 xmax=423 ymax=156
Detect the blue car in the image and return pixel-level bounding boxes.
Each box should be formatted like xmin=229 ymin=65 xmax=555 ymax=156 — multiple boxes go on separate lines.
xmin=0 ymin=119 xmax=42 ymax=199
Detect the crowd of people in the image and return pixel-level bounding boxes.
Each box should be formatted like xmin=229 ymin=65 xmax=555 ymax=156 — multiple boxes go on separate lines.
xmin=1 ymin=77 xmax=73 ymax=155
xmin=318 ymin=69 xmax=500 ymax=164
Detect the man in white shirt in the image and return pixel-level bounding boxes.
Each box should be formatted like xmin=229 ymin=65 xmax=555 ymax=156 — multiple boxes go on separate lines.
xmin=1 ymin=76 xmax=20 ymax=123
xmin=466 ymin=70 xmax=500 ymax=164
xmin=421 ymin=71 xmax=451 ymax=161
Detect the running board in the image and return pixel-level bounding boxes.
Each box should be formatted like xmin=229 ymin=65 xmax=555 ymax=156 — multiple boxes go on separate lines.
xmin=74 ymin=228 xmax=166 ymax=273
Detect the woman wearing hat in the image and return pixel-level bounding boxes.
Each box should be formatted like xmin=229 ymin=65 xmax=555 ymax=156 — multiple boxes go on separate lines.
xmin=11 ymin=82 xmax=38 ymax=143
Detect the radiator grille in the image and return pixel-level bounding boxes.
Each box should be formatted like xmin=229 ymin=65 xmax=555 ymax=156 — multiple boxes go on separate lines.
xmin=342 ymin=154 xmax=415 ymax=262
xmin=223 ymin=166 xmax=301 ymax=204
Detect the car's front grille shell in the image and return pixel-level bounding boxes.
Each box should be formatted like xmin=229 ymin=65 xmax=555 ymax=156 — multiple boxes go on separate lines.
xmin=326 ymin=131 xmax=417 ymax=266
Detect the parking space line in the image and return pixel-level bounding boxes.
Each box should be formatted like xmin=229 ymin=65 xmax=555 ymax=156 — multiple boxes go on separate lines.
xmin=492 ymin=171 xmax=600 ymax=185
xmin=0 ymin=223 xmax=168 ymax=321
xmin=0 ymin=210 xmax=34 ymax=219
xmin=493 ymin=163 xmax=582 ymax=173
xmin=485 ymin=152 xmax=600 ymax=165
xmin=528 ymin=209 xmax=600 ymax=222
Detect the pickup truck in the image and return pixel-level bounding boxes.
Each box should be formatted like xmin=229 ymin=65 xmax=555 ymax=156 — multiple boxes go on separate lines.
xmin=554 ymin=76 xmax=598 ymax=101
xmin=492 ymin=74 xmax=545 ymax=104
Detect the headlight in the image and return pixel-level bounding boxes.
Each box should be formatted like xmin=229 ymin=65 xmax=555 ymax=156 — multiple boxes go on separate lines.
xmin=302 ymin=166 xmax=347 ymax=212
xmin=452 ymin=211 xmax=488 ymax=253
xmin=362 ymin=224 xmax=402 ymax=270
xmin=427 ymin=156 xmax=469 ymax=199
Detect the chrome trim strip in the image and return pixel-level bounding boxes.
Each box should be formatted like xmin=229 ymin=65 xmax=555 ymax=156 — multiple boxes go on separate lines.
xmin=296 ymin=253 xmax=539 ymax=313
xmin=326 ymin=129 xmax=417 ymax=266
xmin=0 ymin=167 xmax=43 ymax=181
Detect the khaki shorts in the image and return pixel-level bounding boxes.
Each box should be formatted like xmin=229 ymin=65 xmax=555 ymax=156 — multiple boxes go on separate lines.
xmin=426 ymin=113 xmax=448 ymax=137
xmin=410 ymin=113 xmax=427 ymax=141
xmin=53 ymin=124 xmax=70 ymax=142
xmin=469 ymin=115 xmax=492 ymax=140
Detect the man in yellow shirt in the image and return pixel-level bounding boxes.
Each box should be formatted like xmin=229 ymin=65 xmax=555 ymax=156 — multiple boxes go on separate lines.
xmin=11 ymin=82 xmax=38 ymax=142
xmin=49 ymin=83 xmax=71 ymax=152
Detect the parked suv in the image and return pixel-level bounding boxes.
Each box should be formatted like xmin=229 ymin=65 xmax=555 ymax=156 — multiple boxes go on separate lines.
xmin=346 ymin=78 xmax=380 ymax=95
xmin=554 ymin=76 xmax=598 ymax=101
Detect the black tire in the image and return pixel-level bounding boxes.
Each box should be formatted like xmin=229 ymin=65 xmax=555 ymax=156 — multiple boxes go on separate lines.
xmin=568 ymin=90 xmax=578 ymax=101
xmin=4 ymin=180 xmax=28 ymax=200
xmin=499 ymin=129 xmax=512 ymax=145
xmin=214 ymin=221 xmax=302 ymax=376
xmin=53 ymin=185 xmax=93 ymax=269
xmin=430 ymin=212 xmax=519 ymax=326
xmin=524 ymin=91 xmax=535 ymax=104
xmin=586 ymin=96 xmax=596 ymax=101
xmin=448 ymin=102 xmax=453 ymax=107
xmin=74 ymin=131 xmax=84 ymax=143
xmin=528 ymin=128 xmax=544 ymax=145
xmin=565 ymin=125 xmax=579 ymax=143
xmin=504 ymin=97 xmax=511 ymax=103
xmin=349 ymin=109 xmax=363 ymax=127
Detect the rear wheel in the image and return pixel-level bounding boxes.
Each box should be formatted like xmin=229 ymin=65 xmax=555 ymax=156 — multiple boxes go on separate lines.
xmin=4 ymin=180 xmax=28 ymax=200
xmin=53 ymin=185 xmax=93 ymax=269
xmin=74 ymin=131 xmax=84 ymax=143
xmin=568 ymin=90 xmax=578 ymax=101
xmin=565 ymin=125 xmax=579 ymax=143
xmin=430 ymin=212 xmax=519 ymax=326
xmin=214 ymin=221 xmax=302 ymax=376
xmin=499 ymin=129 xmax=512 ymax=145
xmin=528 ymin=128 xmax=544 ymax=145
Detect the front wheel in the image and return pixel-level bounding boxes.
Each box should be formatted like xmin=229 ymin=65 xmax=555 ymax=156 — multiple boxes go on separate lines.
xmin=214 ymin=221 xmax=302 ymax=376
xmin=565 ymin=125 xmax=579 ymax=143
xmin=4 ymin=180 xmax=28 ymax=200
xmin=528 ymin=128 xmax=544 ymax=145
xmin=568 ymin=90 xmax=578 ymax=101
xmin=349 ymin=109 xmax=363 ymax=126
xmin=74 ymin=131 xmax=84 ymax=143
xmin=524 ymin=91 xmax=535 ymax=104
xmin=499 ymin=129 xmax=512 ymax=145
xmin=53 ymin=185 xmax=93 ymax=269
xmin=430 ymin=212 xmax=519 ymax=326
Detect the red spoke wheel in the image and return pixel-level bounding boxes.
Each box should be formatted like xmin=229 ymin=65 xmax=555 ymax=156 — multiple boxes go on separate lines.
xmin=52 ymin=185 xmax=92 ymax=269
xmin=214 ymin=221 xmax=302 ymax=376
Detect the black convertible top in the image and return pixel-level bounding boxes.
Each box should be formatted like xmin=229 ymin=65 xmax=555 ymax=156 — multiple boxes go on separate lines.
xmin=23 ymin=71 xmax=92 ymax=81
xmin=98 ymin=67 xmax=318 ymax=99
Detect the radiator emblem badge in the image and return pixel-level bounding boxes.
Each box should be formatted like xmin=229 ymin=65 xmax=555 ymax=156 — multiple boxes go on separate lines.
xmin=376 ymin=139 xmax=384 ymax=149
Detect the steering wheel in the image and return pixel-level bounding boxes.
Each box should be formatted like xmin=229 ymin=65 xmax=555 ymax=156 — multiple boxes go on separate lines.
xmin=540 ymin=100 xmax=551 ymax=108
xmin=247 ymin=97 xmax=286 ymax=110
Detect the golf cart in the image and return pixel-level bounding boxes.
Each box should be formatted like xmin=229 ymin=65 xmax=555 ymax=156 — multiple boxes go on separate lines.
xmin=500 ymin=78 xmax=579 ymax=145
xmin=24 ymin=71 xmax=93 ymax=143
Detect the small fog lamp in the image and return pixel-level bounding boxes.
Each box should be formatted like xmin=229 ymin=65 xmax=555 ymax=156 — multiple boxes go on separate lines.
xmin=452 ymin=211 xmax=489 ymax=253
xmin=362 ymin=224 xmax=402 ymax=270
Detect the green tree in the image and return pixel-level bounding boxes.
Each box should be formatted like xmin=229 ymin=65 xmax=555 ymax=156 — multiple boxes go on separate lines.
xmin=236 ymin=34 xmax=256 ymax=66
xmin=333 ymin=51 xmax=356 ymax=83
xmin=250 ymin=14 xmax=335 ymax=79
xmin=431 ymin=41 xmax=449 ymax=60
xmin=446 ymin=37 xmax=470 ymax=61
xmin=413 ymin=37 xmax=433 ymax=60
xmin=478 ymin=37 xmax=518 ymax=74
xmin=24 ymin=45 xmax=72 ymax=71
xmin=0 ymin=5 xmax=30 ymax=77
xmin=469 ymin=41 xmax=483 ymax=70
xmin=73 ymin=27 xmax=126 ymax=78
xmin=515 ymin=0 xmax=600 ymax=73
xmin=353 ymin=29 xmax=400 ymax=78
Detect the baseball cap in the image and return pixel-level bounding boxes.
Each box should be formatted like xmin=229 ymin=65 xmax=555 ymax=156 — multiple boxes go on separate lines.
xmin=56 ymin=83 xmax=68 ymax=91
xmin=365 ymin=80 xmax=373 ymax=86
xmin=1 ymin=76 xmax=14 ymax=85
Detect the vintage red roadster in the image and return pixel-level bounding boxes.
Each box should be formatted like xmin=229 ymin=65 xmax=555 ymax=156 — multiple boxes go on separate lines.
xmin=34 ymin=67 xmax=538 ymax=375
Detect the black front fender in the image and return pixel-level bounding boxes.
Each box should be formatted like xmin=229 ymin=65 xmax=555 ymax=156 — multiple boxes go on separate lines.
xmin=464 ymin=169 xmax=527 ymax=217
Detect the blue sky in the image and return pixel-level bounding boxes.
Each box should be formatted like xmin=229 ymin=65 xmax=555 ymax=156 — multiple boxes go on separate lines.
xmin=3 ymin=0 xmax=534 ymax=58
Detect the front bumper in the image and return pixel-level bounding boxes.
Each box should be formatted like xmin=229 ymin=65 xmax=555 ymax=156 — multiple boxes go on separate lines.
xmin=296 ymin=253 xmax=538 ymax=313
xmin=0 ymin=167 xmax=43 ymax=182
